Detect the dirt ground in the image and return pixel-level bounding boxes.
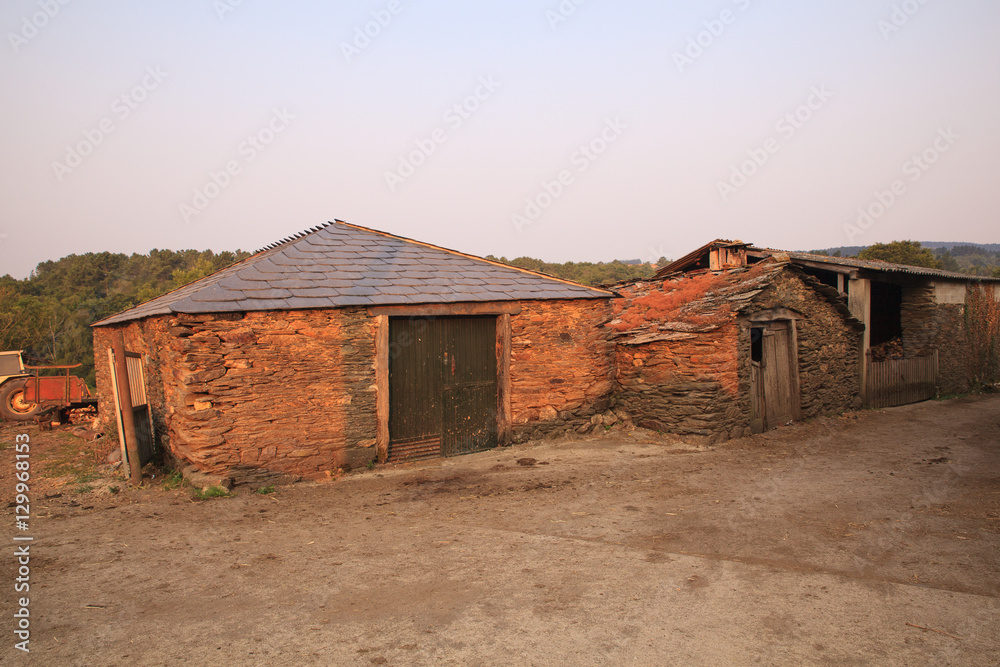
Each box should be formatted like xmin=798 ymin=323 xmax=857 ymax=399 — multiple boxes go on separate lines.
xmin=2 ymin=394 xmax=999 ymax=666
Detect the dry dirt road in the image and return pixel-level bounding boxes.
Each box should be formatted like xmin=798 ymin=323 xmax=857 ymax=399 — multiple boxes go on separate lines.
xmin=2 ymin=395 xmax=999 ymax=666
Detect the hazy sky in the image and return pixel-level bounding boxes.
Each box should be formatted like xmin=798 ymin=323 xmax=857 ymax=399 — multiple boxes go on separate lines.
xmin=2 ymin=0 xmax=998 ymax=279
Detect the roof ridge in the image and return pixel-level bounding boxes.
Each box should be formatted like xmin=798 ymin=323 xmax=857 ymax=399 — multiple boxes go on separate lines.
xmin=254 ymin=222 xmax=334 ymax=253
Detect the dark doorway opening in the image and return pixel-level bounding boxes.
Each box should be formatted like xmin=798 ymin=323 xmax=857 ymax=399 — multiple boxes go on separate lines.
xmin=751 ymin=327 xmax=764 ymax=363
xmin=869 ymin=282 xmax=903 ymax=346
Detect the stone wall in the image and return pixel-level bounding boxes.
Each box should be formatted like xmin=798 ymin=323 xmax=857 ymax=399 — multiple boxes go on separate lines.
xmin=95 ymin=299 xmax=616 ymax=481
xmin=901 ymin=283 xmax=970 ymax=394
xmin=612 ymin=267 xmax=862 ymax=442
xmin=615 ymin=324 xmax=741 ymax=442
xmin=510 ymin=299 xmax=615 ymax=440
xmin=96 ymin=308 xmax=378 ymax=484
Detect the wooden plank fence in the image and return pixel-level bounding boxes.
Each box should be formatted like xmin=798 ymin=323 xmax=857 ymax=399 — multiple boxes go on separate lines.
xmin=865 ymin=350 xmax=938 ymax=409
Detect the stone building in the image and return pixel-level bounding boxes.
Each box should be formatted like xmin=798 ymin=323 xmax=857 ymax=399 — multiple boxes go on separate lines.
xmin=610 ymin=243 xmax=865 ymax=442
xmin=746 ymin=247 xmax=1000 ymax=397
xmin=92 ymin=221 xmax=614 ymax=484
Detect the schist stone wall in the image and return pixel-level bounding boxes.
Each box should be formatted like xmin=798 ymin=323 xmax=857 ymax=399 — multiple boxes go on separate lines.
xmin=615 ymin=323 xmax=741 ymax=442
xmin=510 ymin=299 xmax=615 ymax=440
xmin=94 ymin=298 xmax=615 ymax=483
xmin=613 ymin=266 xmax=862 ymax=443
xmin=901 ymin=283 xmax=970 ymax=395
xmin=611 ymin=278 xmax=742 ymax=442
xmin=95 ymin=308 xmax=379 ymax=485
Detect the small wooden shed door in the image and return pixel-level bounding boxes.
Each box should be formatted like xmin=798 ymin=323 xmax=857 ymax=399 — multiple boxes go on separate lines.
xmin=388 ymin=316 xmax=498 ymax=462
xmin=750 ymin=321 xmax=800 ymax=432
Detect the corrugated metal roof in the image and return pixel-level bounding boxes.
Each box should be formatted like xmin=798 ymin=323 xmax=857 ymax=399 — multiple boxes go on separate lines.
xmin=749 ymin=248 xmax=1000 ymax=282
xmin=94 ymin=221 xmax=612 ymax=326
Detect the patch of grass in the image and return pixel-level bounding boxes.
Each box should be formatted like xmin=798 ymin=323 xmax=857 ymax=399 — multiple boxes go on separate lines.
xmin=108 ymin=485 xmax=120 ymax=495
xmin=161 ymin=469 xmax=185 ymax=490
xmin=39 ymin=436 xmax=101 ymax=482
xmin=74 ymin=484 xmax=94 ymax=494
xmin=192 ymin=485 xmax=232 ymax=500
xmin=256 ymin=485 xmax=276 ymax=495
xmin=366 ymin=460 xmax=376 ymax=471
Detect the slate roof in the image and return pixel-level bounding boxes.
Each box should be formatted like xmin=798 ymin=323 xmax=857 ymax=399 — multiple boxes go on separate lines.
xmin=94 ymin=221 xmax=612 ymax=326
xmin=748 ymin=248 xmax=1000 ymax=282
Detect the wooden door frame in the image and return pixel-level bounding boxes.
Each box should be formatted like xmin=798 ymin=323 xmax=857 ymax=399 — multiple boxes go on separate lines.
xmin=370 ymin=303 xmax=518 ymax=463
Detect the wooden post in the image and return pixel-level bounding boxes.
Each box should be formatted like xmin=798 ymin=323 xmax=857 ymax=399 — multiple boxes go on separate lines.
xmin=111 ymin=331 xmax=143 ymax=485
xmin=848 ymin=277 xmax=871 ymax=405
xmin=496 ymin=314 xmax=512 ymax=445
xmin=375 ymin=315 xmax=390 ymax=464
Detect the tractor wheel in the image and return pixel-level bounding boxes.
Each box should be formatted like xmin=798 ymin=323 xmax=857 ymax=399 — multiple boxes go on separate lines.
xmin=0 ymin=379 xmax=40 ymax=421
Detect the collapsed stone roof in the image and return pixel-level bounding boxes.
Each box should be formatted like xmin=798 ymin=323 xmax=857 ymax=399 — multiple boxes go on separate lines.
xmin=610 ymin=259 xmax=863 ymax=346
xmin=94 ymin=221 xmax=613 ymax=327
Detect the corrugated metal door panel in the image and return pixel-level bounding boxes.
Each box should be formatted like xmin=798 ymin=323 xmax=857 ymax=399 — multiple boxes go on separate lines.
xmin=389 ymin=318 xmax=444 ymax=445
xmin=442 ymin=316 xmax=497 ymax=456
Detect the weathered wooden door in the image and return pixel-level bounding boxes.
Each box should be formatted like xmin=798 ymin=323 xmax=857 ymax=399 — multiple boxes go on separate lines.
xmin=389 ymin=317 xmax=498 ymax=462
xmin=107 ymin=349 xmax=156 ymax=467
xmin=750 ymin=321 xmax=800 ymax=432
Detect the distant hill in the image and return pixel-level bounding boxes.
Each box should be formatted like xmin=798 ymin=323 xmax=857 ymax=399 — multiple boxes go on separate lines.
xmin=809 ymin=242 xmax=1000 ymax=256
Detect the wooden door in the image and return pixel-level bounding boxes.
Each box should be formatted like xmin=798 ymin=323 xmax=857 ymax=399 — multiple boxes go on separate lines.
xmin=750 ymin=321 xmax=800 ymax=432
xmin=388 ymin=317 xmax=498 ymax=462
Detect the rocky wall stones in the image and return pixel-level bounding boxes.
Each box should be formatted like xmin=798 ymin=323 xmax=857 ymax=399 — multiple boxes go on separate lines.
xmin=510 ymin=299 xmax=615 ymax=440
xmin=615 ymin=326 xmax=741 ymax=442
xmin=613 ymin=266 xmax=862 ymax=442
xmin=97 ymin=308 xmax=378 ymax=484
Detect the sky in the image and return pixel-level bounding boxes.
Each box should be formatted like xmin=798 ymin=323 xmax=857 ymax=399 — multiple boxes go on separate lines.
xmin=1 ymin=0 xmax=998 ymax=279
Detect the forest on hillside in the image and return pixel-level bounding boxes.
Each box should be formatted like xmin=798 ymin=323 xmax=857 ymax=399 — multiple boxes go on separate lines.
xmin=0 ymin=249 xmax=250 ymax=386
xmin=486 ymin=256 xmax=661 ymax=288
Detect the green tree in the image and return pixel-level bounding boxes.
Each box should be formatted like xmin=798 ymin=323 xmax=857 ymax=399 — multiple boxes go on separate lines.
xmin=936 ymin=249 xmax=961 ymax=272
xmin=858 ymin=241 xmax=941 ymax=269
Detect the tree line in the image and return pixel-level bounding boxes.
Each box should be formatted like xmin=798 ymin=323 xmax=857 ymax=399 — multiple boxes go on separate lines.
xmin=0 ymin=249 xmax=250 ymax=386
xmin=814 ymin=240 xmax=1000 ymax=277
